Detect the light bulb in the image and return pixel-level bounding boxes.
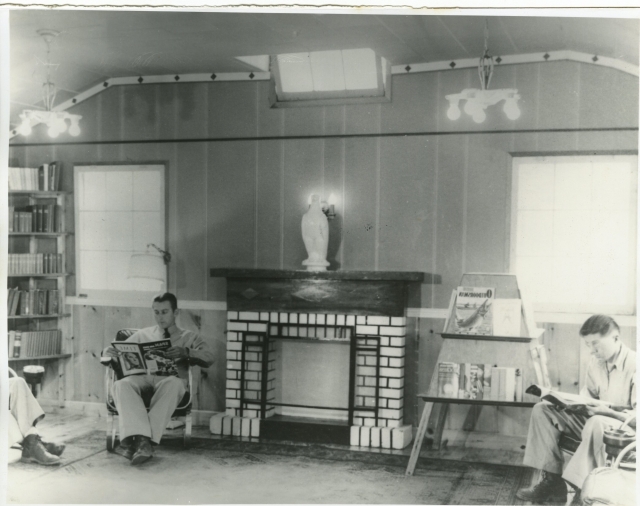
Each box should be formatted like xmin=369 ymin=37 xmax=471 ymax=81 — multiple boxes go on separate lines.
xmin=48 ymin=124 xmax=60 ymax=138
xmin=504 ymin=99 xmax=521 ymax=120
xmin=472 ymin=109 xmax=486 ymax=123
xmin=69 ymin=121 xmax=81 ymax=136
xmin=447 ymin=102 xmax=461 ymax=121
xmin=55 ymin=117 xmax=67 ymax=133
xmin=18 ymin=120 xmax=32 ymax=136
xmin=463 ymin=99 xmax=478 ymax=116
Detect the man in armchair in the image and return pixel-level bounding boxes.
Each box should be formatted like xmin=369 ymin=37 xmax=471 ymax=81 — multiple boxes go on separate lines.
xmin=517 ymin=315 xmax=636 ymax=504
xmin=102 ymin=292 xmax=214 ymax=465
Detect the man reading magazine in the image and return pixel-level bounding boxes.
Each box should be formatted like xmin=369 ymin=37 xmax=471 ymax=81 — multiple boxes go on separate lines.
xmin=516 ymin=315 xmax=636 ymax=505
xmin=102 ymin=293 xmax=214 ymax=465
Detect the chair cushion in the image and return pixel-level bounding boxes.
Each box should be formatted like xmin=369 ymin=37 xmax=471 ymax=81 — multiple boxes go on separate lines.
xmin=582 ymin=466 xmax=636 ymax=506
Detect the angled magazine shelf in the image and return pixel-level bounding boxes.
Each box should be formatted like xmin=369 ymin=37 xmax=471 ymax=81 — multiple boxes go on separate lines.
xmin=406 ymin=273 xmax=550 ymax=476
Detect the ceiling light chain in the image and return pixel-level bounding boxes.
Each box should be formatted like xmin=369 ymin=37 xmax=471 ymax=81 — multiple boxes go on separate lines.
xmin=17 ymin=29 xmax=82 ymax=138
xmin=445 ymin=19 xmax=521 ymax=124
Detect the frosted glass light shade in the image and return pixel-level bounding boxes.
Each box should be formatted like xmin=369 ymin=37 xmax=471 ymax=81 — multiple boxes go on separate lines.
xmin=128 ymin=252 xmax=166 ymax=282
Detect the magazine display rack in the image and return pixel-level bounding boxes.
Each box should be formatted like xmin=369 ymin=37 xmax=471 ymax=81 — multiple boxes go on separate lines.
xmin=406 ymin=273 xmax=550 ymax=476
xmin=8 ymin=183 xmax=71 ymax=406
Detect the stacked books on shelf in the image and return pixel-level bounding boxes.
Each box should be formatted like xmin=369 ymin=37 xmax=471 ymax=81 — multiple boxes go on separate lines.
xmin=8 ymin=330 xmax=62 ymax=358
xmin=8 ymin=162 xmax=61 ymax=191
xmin=8 ymin=254 xmax=63 ymax=274
xmin=437 ymin=362 xmax=524 ymax=402
xmin=9 ymin=204 xmax=61 ymax=232
xmin=7 ymin=288 xmax=60 ymax=316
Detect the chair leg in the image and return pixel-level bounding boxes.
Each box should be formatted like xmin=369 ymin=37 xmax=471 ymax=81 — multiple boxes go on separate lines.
xmin=106 ymin=413 xmax=117 ymax=452
xmin=183 ymin=413 xmax=192 ymax=448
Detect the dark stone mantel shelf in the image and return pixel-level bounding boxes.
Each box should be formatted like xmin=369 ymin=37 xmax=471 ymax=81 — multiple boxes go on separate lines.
xmin=210 ymin=268 xmax=436 ymax=284
xmin=210 ymin=268 xmax=438 ymax=316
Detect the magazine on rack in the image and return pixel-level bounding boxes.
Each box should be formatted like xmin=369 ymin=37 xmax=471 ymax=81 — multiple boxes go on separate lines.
xmin=526 ymin=384 xmax=613 ymax=416
xmin=111 ymin=339 xmax=177 ymax=377
xmin=453 ymin=286 xmax=494 ymax=335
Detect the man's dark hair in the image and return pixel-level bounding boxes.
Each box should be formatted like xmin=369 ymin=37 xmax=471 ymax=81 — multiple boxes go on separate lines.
xmin=579 ymin=314 xmax=620 ymax=337
xmin=153 ymin=292 xmax=178 ymax=311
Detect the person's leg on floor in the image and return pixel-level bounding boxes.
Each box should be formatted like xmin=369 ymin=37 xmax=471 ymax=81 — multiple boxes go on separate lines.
xmin=147 ymin=376 xmax=186 ymax=444
xmin=9 ymin=377 xmax=45 ymax=437
xmin=517 ymin=402 xmax=587 ymax=503
xmin=563 ymin=415 xmax=621 ymax=491
xmin=112 ymin=375 xmax=154 ymax=442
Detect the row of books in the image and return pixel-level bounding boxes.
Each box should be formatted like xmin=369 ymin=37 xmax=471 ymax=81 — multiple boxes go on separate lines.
xmin=8 ymin=254 xmax=64 ymax=275
xmin=8 ymin=330 xmax=62 ymax=358
xmin=7 ymin=288 xmax=60 ymax=316
xmin=437 ymin=362 xmax=524 ymax=402
xmin=8 ymin=163 xmax=61 ymax=191
xmin=9 ymin=205 xmax=62 ymax=233
xmin=453 ymin=286 xmax=523 ymax=336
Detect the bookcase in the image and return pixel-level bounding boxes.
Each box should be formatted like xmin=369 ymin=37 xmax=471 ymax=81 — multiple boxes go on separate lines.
xmin=406 ymin=273 xmax=549 ymax=476
xmin=8 ymin=165 xmax=72 ymax=406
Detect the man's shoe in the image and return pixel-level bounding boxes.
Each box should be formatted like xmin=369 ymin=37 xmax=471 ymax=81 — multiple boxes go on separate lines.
xmin=131 ymin=436 xmax=153 ymax=466
xmin=516 ymin=471 xmax=567 ymax=503
xmin=21 ymin=434 xmax=61 ymax=466
xmin=42 ymin=441 xmax=66 ymax=456
xmin=114 ymin=437 xmax=135 ymax=460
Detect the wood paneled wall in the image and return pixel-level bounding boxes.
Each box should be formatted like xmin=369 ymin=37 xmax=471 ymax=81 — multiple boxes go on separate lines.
xmin=10 ymin=61 xmax=638 ymax=423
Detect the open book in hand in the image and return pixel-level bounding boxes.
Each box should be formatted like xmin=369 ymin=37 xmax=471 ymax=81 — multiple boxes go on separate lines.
xmin=111 ymin=340 xmax=178 ymax=377
xmin=526 ymin=384 xmax=612 ymax=416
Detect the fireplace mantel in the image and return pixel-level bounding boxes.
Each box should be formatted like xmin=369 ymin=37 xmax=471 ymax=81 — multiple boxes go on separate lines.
xmin=210 ymin=268 xmax=433 ymax=316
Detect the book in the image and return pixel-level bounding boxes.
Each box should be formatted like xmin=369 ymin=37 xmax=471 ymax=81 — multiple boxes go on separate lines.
xmin=484 ymin=363 xmax=494 ymax=400
xmin=13 ymin=331 xmax=22 ymax=358
xmin=459 ymin=363 xmax=484 ymax=400
xmin=492 ymin=298 xmax=523 ymax=336
xmin=111 ymin=339 xmax=175 ymax=377
xmin=526 ymin=384 xmax=616 ymax=414
xmin=437 ymin=362 xmax=460 ymax=398
xmin=515 ymin=368 xmax=523 ymax=402
xmin=453 ymin=286 xmax=494 ymax=335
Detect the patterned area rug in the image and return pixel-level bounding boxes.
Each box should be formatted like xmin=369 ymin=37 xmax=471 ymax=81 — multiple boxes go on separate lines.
xmin=8 ymin=430 xmax=533 ymax=504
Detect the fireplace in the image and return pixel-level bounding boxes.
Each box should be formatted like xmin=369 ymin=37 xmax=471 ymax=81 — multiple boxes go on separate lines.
xmin=209 ymin=269 xmax=426 ymax=449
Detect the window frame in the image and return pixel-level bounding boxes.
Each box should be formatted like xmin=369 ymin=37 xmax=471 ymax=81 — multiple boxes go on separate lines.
xmin=73 ymin=162 xmax=167 ymax=302
xmin=509 ymin=154 xmax=638 ymax=316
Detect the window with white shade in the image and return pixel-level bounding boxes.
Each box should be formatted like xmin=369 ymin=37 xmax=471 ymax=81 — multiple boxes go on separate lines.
xmin=74 ymin=164 xmax=165 ymax=299
xmin=511 ymin=155 xmax=637 ymax=315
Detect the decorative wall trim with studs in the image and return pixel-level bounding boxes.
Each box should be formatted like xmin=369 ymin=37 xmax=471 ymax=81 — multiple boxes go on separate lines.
xmin=391 ymin=50 xmax=638 ymax=78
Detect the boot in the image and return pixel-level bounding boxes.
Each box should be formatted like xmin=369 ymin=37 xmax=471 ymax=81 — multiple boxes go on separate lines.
xmin=131 ymin=436 xmax=153 ymax=466
xmin=42 ymin=440 xmax=66 ymax=456
xmin=21 ymin=434 xmax=61 ymax=466
xmin=516 ymin=471 xmax=567 ymax=503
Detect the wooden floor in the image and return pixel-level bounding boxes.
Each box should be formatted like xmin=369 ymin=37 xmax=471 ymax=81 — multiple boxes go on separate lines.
xmin=18 ymin=409 xmax=578 ymax=505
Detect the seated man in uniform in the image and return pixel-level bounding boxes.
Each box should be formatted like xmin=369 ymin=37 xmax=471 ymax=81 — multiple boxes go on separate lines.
xmin=517 ymin=314 xmax=636 ymax=504
xmin=8 ymin=375 xmax=66 ymax=465
xmin=102 ymin=292 xmax=214 ymax=465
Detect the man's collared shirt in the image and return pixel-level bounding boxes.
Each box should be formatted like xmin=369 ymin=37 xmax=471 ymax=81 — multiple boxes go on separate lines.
xmin=581 ymin=342 xmax=636 ymax=409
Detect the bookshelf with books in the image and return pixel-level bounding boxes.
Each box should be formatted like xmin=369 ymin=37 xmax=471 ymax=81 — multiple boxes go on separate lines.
xmin=8 ymin=163 xmax=71 ymax=405
xmin=406 ymin=273 xmax=550 ymax=476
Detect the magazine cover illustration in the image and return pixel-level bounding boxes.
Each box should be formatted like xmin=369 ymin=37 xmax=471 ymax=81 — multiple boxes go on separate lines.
xmin=454 ymin=286 xmax=494 ymax=335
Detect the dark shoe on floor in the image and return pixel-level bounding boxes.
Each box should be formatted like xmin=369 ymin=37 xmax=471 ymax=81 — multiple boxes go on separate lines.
xmin=131 ymin=436 xmax=153 ymax=466
xmin=21 ymin=434 xmax=61 ymax=466
xmin=42 ymin=440 xmax=66 ymax=456
xmin=114 ymin=437 xmax=135 ymax=460
xmin=516 ymin=471 xmax=567 ymax=503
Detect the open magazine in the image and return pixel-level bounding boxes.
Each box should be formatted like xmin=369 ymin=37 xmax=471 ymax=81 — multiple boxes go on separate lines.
xmin=526 ymin=384 xmax=612 ymax=415
xmin=111 ymin=339 xmax=177 ymax=377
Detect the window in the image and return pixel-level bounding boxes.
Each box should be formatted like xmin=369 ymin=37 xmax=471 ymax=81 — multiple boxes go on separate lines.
xmin=511 ymin=155 xmax=637 ymax=315
xmin=74 ymin=164 xmax=165 ymax=299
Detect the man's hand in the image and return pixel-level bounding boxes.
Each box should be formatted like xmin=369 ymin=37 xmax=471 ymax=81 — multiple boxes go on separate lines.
xmin=103 ymin=346 xmax=121 ymax=358
xmin=165 ymin=346 xmax=188 ymax=360
xmin=584 ymin=404 xmax=615 ymax=417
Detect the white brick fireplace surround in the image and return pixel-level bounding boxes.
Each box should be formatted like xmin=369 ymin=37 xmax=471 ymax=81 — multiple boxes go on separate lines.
xmin=209 ymin=269 xmax=429 ymax=449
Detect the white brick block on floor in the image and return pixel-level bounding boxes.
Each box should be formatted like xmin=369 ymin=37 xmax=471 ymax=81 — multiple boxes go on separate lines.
xmin=350 ymin=426 xmax=360 ymax=446
xmin=250 ymin=418 xmax=260 ymax=437
xmin=391 ymin=425 xmax=413 ymax=449
xmin=241 ymin=418 xmax=252 ymax=437
xmin=370 ymin=427 xmax=381 ymax=448
xmin=360 ymin=426 xmax=371 ymax=446
xmin=381 ymin=428 xmax=392 ymax=449
xmin=209 ymin=413 xmax=225 ymax=435
xmin=232 ymin=417 xmax=242 ymax=436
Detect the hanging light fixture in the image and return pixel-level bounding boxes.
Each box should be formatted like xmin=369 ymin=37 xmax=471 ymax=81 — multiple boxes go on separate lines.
xmin=445 ymin=21 xmax=521 ymax=124
xmin=16 ymin=29 xmax=82 ymax=138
